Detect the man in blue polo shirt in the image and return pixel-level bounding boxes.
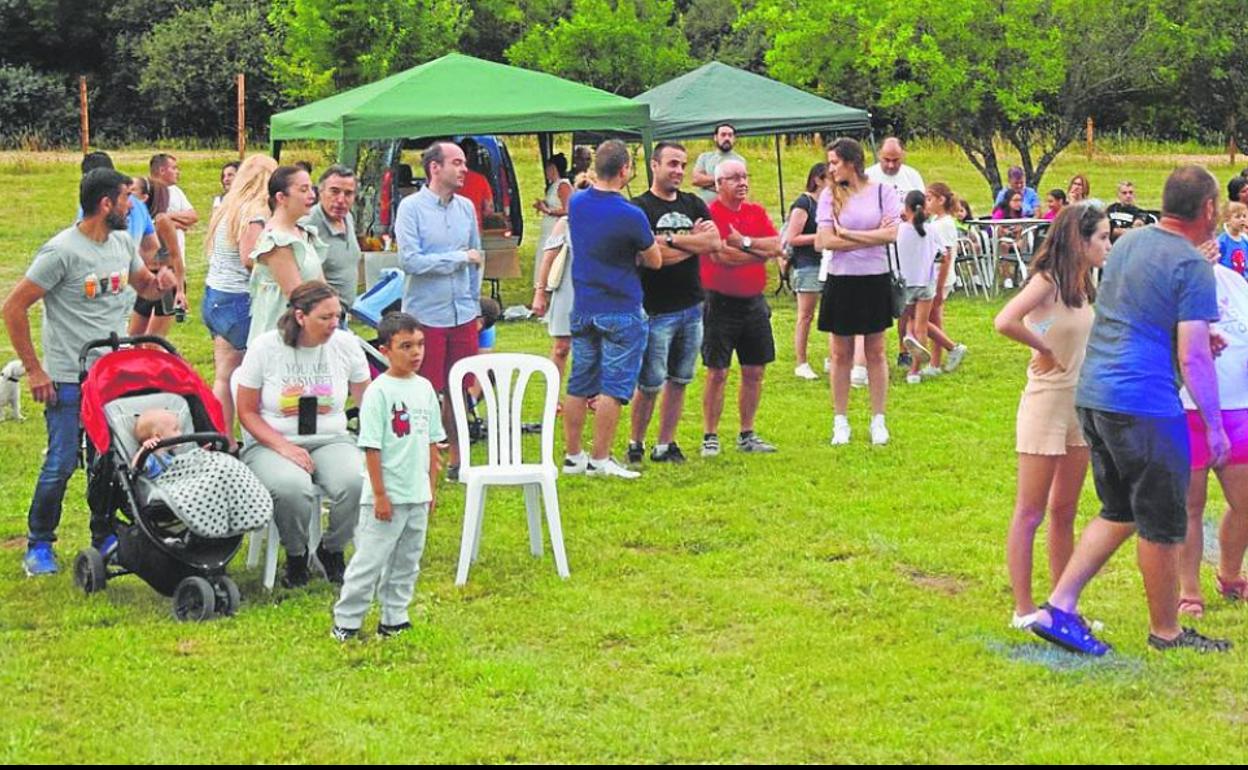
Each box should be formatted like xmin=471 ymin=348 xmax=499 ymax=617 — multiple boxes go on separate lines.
xmin=562 ymin=140 xmax=662 ymax=480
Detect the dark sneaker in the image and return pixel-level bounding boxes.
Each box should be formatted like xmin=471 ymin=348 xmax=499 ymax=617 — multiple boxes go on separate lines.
xmin=378 ymin=621 xmax=413 ymax=638
xmin=897 ymin=352 xmax=913 ymax=369
xmin=22 ymin=542 xmax=58 ymax=577
xmin=316 ymin=545 xmax=346 ymax=585
xmin=1148 ymin=627 xmax=1232 ymax=653
xmin=1030 ymin=603 xmax=1111 ymax=656
xmin=446 ymin=464 xmax=460 ymax=482
xmin=626 ymin=441 xmax=645 ymax=465
xmin=282 ymin=551 xmax=311 ymax=588
xmin=737 ymin=432 xmax=777 ymax=453
xmin=331 ymin=625 xmax=359 ymax=642
xmin=651 ymin=443 xmax=687 ymax=463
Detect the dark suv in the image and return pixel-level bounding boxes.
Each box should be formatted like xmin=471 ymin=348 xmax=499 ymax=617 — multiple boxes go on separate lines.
xmin=355 ymin=135 xmax=524 ymax=240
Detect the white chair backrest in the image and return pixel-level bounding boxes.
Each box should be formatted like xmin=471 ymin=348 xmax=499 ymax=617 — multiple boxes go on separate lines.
xmin=229 ymin=369 xmax=255 ymax=446
xmin=448 ymin=353 xmax=560 ymax=471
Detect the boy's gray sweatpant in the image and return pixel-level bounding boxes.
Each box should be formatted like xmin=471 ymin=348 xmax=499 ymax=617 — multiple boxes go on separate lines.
xmin=333 ymin=502 xmax=430 ymax=630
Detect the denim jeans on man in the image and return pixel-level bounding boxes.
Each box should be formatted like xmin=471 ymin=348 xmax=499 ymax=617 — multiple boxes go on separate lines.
xmin=28 ymin=383 xmax=84 ymax=545
xmin=568 ymin=311 xmax=649 ymax=403
xmin=637 ymin=304 xmax=703 ymax=394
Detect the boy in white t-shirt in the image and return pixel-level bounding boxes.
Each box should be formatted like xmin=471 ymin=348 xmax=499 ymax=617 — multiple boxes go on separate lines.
xmin=332 ymin=312 xmax=445 ymax=641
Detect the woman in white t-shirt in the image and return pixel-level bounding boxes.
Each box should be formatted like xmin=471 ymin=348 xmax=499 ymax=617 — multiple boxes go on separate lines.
xmin=236 ymin=281 xmax=371 ymax=588
xmin=1180 ymin=261 xmax=1248 ymax=616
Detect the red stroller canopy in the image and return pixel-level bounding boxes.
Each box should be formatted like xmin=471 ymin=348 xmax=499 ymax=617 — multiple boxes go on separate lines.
xmin=81 ymin=348 xmax=225 ymax=453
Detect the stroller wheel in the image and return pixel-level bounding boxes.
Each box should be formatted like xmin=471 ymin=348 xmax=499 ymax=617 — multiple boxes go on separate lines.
xmin=216 ymin=576 xmax=241 ymax=617
xmin=73 ymin=548 xmax=107 ymax=594
xmin=172 ymin=576 xmax=216 ymax=622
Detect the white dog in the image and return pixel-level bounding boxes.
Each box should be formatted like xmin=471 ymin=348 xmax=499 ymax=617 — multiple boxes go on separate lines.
xmin=0 ymin=360 xmax=25 ymax=421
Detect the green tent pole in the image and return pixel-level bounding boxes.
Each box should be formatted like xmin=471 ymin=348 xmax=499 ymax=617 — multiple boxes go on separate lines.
xmin=775 ymin=134 xmax=786 ymax=223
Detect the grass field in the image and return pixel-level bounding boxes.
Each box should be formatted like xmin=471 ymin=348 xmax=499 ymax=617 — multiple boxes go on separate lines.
xmin=1 ymin=140 xmax=1247 ymax=762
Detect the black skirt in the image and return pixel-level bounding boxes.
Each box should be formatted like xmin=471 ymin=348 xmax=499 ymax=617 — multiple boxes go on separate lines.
xmin=817 ymin=272 xmax=893 ymax=336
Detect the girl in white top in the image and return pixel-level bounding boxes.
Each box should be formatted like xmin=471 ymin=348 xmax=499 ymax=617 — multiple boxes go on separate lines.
xmin=1179 ymin=259 xmax=1248 ymax=615
xmin=895 ymin=191 xmax=960 ymax=384
xmin=924 ymin=183 xmax=968 ymax=373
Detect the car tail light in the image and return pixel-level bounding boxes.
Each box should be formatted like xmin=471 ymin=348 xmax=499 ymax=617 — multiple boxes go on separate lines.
xmin=380 ymin=169 xmax=394 ymax=230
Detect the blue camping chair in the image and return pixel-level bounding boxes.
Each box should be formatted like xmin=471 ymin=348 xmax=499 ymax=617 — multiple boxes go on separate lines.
xmin=348 ymin=268 xmax=404 ymax=329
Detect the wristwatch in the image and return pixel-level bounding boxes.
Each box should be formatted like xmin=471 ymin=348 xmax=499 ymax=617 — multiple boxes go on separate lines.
xmin=742 ymin=236 xmax=753 ymax=252
xmin=665 ymin=233 xmax=674 ymax=247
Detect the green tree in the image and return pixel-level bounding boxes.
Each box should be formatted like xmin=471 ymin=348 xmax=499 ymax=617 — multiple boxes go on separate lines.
xmin=268 ymin=0 xmax=470 ymax=101
xmin=506 ymin=0 xmax=693 ymax=96
xmin=135 ymin=1 xmax=281 ymax=138
xmin=459 ymin=0 xmax=573 ymax=62
xmin=753 ymin=0 xmax=1207 ymax=196
xmin=683 ymin=0 xmax=768 ymax=73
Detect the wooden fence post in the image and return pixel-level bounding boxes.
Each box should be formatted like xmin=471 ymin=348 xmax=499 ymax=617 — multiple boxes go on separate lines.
xmin=79 ymin=76 xmax=89 ymax=155
xmin=237 ymin=73 xmax=246 ymax=159
xmin=1086 ymin=117 xmax=1094 ymax=161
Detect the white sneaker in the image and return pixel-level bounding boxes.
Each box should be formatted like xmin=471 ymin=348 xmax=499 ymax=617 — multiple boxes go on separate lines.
xmin=1011 ymin=611 xmax=1042 ymax=630
xmin=794 ymin=362 xmax=818 ymax=380
xmin=823 ymin=357 xmax=831 ymax=374
xmin=905 ymin=373 xmax=921 ymax=385
xmin=919 ymin=365 xmax=943 ymax=379
xmin=831 ymin=415 xmax=851 ymax=445
xmin=562 ymin=452 xmax=588 ymax=475
xmin=903 ymin=334 xmax=932 ymax=365
xmin=1003 ymin=278 xmax=1015 ymax=290
xmin=944 ymin=343 xmax=968 ymax=372
xmin=586 ymin=456 xmax=640 ymax=479
xmin=869 ymin=414 xmax=889 ymax=445
xmin=850 ymin=365 xmax=868 ymax=388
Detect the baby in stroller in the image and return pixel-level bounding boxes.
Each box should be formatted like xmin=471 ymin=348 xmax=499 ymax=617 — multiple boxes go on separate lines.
xmin=128 ymin=405 xmax=272 ymax=540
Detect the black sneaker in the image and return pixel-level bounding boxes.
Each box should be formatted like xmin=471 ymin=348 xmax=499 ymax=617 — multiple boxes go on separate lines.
xmin=626 ymin=441 xmax=645 ymax=465
xmin=897 ymin=352 xmax=913 ymax=369
xmin=650 ymin=443 xmax=687 ymax=463
xmin=1147 ymin=627 xmax=1232 ymax=653
xmin=378 ymin=621 xmax=413 ymax=638
xmin=331 ymin=625 xmax=359 ymax=642
xmin=282 ymin=551 xmax=311 ymax=588
xmin=316 ymin=544 xmax=346 ymax=585
xmin=446 ymin=464 xmax=460 ymax=482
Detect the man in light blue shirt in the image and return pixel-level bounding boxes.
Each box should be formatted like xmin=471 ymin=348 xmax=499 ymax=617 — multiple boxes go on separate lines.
xmin=78 ymin=151 xmax=158 ymax=260
xmin=395 ymin=141 xmax=483 ymax=476
xmin=993 ymin=166 xmax=1041 ymax=217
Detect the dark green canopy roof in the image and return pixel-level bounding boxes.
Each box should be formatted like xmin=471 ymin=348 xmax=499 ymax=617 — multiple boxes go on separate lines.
xmin=269 ymin=53 xmax=652 ymax=143
xmin=635 ymin=62 xmax=870 ymax=139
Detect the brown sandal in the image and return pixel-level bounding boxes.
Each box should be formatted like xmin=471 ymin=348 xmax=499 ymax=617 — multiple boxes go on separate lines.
xmin=1217 ymin=573 xmax=1248 ymax=601
xmin=1178 ymin=597 xmax=1206 ymax=619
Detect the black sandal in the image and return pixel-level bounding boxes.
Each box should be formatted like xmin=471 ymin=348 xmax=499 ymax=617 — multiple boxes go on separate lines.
xmin=1147 ymin=627 xmax=1232 ymax=653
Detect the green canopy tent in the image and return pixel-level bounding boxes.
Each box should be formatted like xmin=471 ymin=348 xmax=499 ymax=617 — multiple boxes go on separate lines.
xmin=583 ymin=62 xmax=872 ymax=218
xmin=269 ymin=53 xmax=653 ymax=167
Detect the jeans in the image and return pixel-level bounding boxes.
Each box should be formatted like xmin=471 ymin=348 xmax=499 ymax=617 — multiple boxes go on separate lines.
xmin=568 ymin=310 xmax=648 ymax=403
xmin=637 ymin=304 xmax=703 ymax=394
xmin=27 ymin=382 xmax=82 ymax=545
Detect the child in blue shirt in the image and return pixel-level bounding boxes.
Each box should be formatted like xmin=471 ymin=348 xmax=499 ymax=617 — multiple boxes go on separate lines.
xmin=1218 ymin=202 xmax=1248 ymax=276
xmin=332 ymin=312 xmax=444 ymax=641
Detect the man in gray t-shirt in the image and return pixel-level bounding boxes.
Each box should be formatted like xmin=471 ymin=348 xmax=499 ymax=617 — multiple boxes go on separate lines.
xmin=1030 ymin=166 xmax=1231 ymax=656
xmin=301 ymin=165 xmax=362 ymax=308
xmin=2 ymin=168 xmax=178 ymax=576
xmin=692 ymin=123 xmax=745 ymax=204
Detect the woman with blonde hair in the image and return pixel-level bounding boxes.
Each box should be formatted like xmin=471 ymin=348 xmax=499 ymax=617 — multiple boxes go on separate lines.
xmin=201 ymin=154 xmax=277 ymax=438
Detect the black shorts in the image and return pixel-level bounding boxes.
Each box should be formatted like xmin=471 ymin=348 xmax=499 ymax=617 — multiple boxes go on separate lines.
xmin=818 ymin=272 xmax=893 ymax=336
xmin=701 ymin=292 xmax=775 ymax=369
xmin=1078 ymin=407 xmax=1191 ymax=544
xmin=134 ymin=291 xmax=177 ymax=318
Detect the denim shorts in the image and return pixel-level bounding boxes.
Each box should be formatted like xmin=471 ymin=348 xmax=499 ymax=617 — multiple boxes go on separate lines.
xmin=1078 ymin=407 xmax=1190 ymax=544
xmin=904 ymin=283 xmax=936 ymax=304
xmin=202 ymin=286 xmax=251 ymax=351
xmin=638 ymin=304 xmax=703 ymax=394
xmin=791 ymin=265 xmax=825 ymax=293
xmin=568 ymin=311 xmax=648 ymax=403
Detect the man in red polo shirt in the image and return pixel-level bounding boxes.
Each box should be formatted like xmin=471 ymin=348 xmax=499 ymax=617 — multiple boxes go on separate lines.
xmin=700 ymin=159 xmax=784 ymax=458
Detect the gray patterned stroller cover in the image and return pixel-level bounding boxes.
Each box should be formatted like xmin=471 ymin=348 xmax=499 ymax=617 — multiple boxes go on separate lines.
xmin=105 ymin=393 xmax=272 ymax=539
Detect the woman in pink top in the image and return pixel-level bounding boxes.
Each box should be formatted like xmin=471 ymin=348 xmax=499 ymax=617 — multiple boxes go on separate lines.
xmin=815 ymin=138 xmax=902 ymax=446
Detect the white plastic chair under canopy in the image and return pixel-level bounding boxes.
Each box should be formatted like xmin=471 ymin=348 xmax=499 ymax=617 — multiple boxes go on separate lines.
xmin=448 ymin=353 xmax=569 ymax=585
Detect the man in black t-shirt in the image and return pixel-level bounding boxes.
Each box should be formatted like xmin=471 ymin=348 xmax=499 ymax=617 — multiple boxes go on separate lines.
xmin=1106 ymin=180 xmax=1155 ymax=242
xmin=626 ymin=141 xmax=722 ymax=465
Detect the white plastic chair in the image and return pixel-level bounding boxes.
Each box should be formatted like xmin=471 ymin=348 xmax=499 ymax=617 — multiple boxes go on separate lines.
xmin=230 ymin=369 xmax=325 ymax=590
xmin=448 ymin=353 xmax=568 ymax=586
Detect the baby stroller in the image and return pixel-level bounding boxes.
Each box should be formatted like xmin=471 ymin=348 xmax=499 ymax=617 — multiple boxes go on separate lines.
xmin=74 ymin=334 xmax=264 ymax=621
